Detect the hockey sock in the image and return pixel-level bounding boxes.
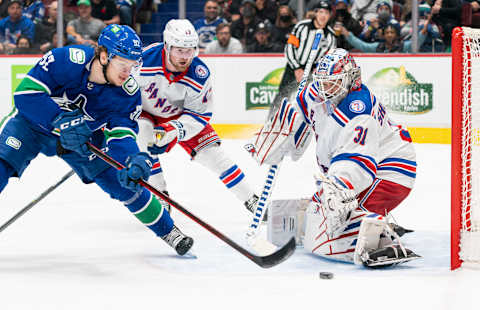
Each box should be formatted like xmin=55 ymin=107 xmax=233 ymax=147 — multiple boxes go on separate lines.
xmin=194 ymin=145 xmax=255 ymax=202
xmin=149 ymin=157 xmax=168 ymax=192
xmin=124 ymin=191 xmax=174 ymax=237
xmin=0 ymin=159 xmax=14 ymax=192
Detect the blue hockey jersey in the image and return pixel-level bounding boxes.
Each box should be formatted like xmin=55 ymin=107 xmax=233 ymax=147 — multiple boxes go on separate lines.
xmin=13 ymin=45 xmax=142 ymax=168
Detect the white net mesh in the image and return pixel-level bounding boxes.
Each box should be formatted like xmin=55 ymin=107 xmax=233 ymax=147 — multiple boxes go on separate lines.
xmin=460 ymin=27 xmax=480 ymax=263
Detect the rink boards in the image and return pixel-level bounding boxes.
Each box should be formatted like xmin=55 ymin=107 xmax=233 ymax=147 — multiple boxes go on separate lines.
xmin=0 ymin=53 xmax=452 ymax=144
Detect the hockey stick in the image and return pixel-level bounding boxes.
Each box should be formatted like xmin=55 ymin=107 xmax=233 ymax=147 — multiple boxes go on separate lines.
xmin=246 ymin=31 xmax=323 ymax=249
xmin=0 ymin=170 xmax=75 ymax=233
xmin=87 ymin=142 xmax=295 ymax=268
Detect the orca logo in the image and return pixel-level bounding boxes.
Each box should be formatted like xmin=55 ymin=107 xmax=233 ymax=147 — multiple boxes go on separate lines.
xmin=6 ymin=136 xmax=21 ymax=150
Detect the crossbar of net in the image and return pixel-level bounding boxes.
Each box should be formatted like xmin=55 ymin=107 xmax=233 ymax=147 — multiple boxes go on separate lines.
xmin=461 ymin=27 xmax=480 ymax=262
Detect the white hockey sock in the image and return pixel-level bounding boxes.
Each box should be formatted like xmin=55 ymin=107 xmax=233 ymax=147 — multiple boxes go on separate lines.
xmin=138 ymin=118 xmax=167 ymax=193
xmin=194 ymin=145 xmax=255 ymax=202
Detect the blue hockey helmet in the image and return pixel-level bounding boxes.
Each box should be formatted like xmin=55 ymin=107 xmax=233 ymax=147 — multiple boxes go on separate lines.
xmin=98 ymin=24 xmax=142 ymax=62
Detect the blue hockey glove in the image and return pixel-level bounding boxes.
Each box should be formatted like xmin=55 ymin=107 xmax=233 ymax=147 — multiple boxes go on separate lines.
xmin=117 ymin=152 xmax=153 ymax=192
xmin=52 ymin=110 xmax=92 ymax=157
xmin=147 ymin=121 xmax=184 ymax=155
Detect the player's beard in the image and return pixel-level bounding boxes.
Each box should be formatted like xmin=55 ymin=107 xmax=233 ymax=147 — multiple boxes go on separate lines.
xmin=168 ymin=54 xmax=192 ymax=72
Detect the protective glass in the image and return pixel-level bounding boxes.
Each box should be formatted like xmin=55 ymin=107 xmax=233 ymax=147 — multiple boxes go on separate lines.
xmin=110 ymin=57 xmax=142 ymax=75
xmin=170 ymin=46 xmax=196 ymax=59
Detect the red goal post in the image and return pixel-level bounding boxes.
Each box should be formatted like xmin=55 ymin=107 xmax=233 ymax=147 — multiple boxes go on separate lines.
xmin=452 ymin=26 xmax=480 ymax=270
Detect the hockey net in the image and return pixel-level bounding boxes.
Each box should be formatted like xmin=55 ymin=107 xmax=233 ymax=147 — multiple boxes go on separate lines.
xmin=452 ymin=27 xmax=480 ymax=269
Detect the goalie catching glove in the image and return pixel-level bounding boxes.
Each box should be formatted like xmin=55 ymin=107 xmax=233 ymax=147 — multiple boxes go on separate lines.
xmin=147 ymin=120 xmax=185 ymax=155
xmin=316 ymin=174 xmax=358 ymax=236
xmin=246 ymin=98 xmax=312 ymax=165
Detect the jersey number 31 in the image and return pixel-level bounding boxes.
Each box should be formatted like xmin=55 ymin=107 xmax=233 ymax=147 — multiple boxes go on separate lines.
xmin=354 ymin=126 xmax=368 ymax=145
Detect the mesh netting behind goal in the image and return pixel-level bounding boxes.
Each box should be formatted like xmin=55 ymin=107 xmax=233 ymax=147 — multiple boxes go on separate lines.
xmin=452 ymin=27 xmax=480 ymax=269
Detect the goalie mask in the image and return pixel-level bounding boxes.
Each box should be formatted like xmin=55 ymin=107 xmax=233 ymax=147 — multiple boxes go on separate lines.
xmin=313 ymin=48 xmax=362 ymax=106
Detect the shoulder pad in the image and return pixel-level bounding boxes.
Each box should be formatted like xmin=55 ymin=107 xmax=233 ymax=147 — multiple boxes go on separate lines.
xmin=122 ymin=76 xmax=139 ymax=95
xmin=64 ymin=45 xmax=94 ymax=65
xmin=186 ymin=57 xmax=210 ymax=84
xmin=141 ymin=43 xmax=164 ymax=67
xmin=332 ymin=86 xmax=375 ymax=126
xmin=68 ymin=47 xmax=87 ymax=64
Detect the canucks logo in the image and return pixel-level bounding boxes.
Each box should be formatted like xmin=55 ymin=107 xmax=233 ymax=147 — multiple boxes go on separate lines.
xmin=52 ymin=92 xmax=94 ymax=121
xmin=111 ymin=25 xmax=121 ymax=33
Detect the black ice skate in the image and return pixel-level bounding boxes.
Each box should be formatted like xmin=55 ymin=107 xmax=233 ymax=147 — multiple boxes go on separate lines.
xmin=361 ymin=244 xmax=421 ymax=268
xmin=161 ymin=225 xmax=194 ymax=256
xmin=245 ymin=194 xmax=268 ymax=222
xmin=389 ymin=223 xmax=414 ymax=238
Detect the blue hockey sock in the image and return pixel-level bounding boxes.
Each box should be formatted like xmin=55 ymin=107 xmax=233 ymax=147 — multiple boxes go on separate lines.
xmin=0 ymin=159 xmax=14 ymax=193
xmin=125 ymin=190 xmax=174 ymax=237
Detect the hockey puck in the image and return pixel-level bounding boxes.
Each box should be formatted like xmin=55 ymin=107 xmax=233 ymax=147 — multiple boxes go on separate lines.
xmin=319 ymin=272 xmax=334 ymax=280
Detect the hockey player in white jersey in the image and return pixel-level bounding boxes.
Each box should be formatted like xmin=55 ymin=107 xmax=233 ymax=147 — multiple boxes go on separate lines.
xmin=252 ymin=48 xmax=420 ymax=267
xmin=136 ymin=19 xmax=259 ymax=213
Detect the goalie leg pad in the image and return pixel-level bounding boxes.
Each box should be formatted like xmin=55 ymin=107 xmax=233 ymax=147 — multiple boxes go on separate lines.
xmin=304 ymin=201 xmax=370 ymax=263
xmin=266 ymin=199 xmax=310 ymax=247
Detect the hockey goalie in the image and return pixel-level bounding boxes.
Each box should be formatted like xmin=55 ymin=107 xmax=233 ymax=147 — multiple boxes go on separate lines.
xmin=249 ymin=48 xmax=420 ymax=268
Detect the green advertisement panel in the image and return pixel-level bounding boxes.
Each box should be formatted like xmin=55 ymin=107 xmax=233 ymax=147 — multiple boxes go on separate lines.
xmin=0 ymin=65 xmax=34 ymax=126
xmin=245 ymin=67 xmax=284 ymax=110
xmin=368 ymin=65 xmax=433 ymax=114
xmin=11 ymin=64 xmax=34 ymax=104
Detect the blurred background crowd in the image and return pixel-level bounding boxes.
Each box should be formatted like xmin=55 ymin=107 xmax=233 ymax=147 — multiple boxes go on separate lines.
xmin=0 ymin=0 xmax=478 ymax=55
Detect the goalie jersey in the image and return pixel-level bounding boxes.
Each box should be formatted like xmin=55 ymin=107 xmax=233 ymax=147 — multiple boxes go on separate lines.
xmin=296 ymin=83 xmax=416 ymax=194
xmin=137 ymin=43 xmax=213 ymax=141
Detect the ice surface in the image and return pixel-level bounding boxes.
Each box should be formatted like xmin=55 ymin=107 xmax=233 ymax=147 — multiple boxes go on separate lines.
xmin=0 ymin=141 xmax=476 ymax=310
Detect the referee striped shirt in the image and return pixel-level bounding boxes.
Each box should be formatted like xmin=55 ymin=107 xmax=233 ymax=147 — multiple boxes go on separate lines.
xmin=285 ymin=19 xmax=337 ymax=70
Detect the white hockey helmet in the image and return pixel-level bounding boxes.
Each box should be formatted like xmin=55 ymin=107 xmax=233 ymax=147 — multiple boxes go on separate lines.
xmin=163 ymin=19 xmax=199 ymax=56
xmin=313 ymin=48 xmax=362 ymax=105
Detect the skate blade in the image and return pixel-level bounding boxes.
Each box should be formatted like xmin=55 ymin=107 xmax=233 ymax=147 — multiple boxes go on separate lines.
xmin=365 ymin=253 xmax=421 ymax=268
xmin=181 ymin=251 xmax=198 ymax=259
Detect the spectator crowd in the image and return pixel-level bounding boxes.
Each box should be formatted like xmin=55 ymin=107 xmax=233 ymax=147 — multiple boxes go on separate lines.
xmin=0 ymin=0 xmax=478 ymax=54
xmin=0 ymin=0 xmax=136 ymax=54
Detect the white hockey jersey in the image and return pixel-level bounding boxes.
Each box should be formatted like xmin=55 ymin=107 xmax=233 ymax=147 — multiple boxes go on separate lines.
xmin=137 ymin=43 xmax=213 ymax=141
xmin=296 ymin=83 xmax=416 ymax=194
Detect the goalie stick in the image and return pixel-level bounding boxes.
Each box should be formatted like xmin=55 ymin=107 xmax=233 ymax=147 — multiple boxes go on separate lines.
xmin=87 ymin=142 xmax=295 ymax=268
xmin=246 ymin=31 xmax=323 ymax=251
xmin=0 ymin=170 xmax=75 ymax=234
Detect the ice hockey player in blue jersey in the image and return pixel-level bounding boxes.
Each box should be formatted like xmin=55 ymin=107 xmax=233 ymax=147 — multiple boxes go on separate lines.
xmin=0 ymin=24 xmax=193 ymax=256
xmin=252 ymin=48 xmax=420 ymax=267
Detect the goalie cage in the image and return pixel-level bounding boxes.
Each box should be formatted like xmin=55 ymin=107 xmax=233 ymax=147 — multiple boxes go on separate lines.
xmin=452 ymin=26 xmax=480 ymax=270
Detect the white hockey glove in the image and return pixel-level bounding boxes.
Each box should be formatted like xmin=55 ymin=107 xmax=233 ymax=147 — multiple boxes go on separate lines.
xmin=245 ymin=98 xmax=312 ymax=165
xmin=147 ymin=120 xmax=185 ymax=155
xmin=317 ymin=174 xmax=358 ymax=236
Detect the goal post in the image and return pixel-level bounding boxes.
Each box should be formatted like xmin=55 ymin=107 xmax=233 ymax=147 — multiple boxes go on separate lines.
xmin=452 ymin=26 xmax=480 ymax=270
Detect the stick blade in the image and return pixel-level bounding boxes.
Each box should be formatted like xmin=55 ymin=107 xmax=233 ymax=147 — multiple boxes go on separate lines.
xmin=252 ymin=237 xmax=296 ymax=268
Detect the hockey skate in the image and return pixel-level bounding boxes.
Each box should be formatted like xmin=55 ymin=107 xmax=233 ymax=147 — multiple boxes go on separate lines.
xmin=389 ymin=223 xmax=414 ymax=238
xmin=354 ymin=217 xmax=420 ymax=268
xmin=360 ymin=244 xmax=421 ymax=268
xmin=161 ymin=225 xmax=194 ymax=256
xmin=245 ymin=194 xmax=268 ymax=222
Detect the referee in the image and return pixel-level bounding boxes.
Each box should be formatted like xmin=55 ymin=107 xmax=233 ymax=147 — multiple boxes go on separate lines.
xmin=272 ymin=1 xmax=336 ymax=108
